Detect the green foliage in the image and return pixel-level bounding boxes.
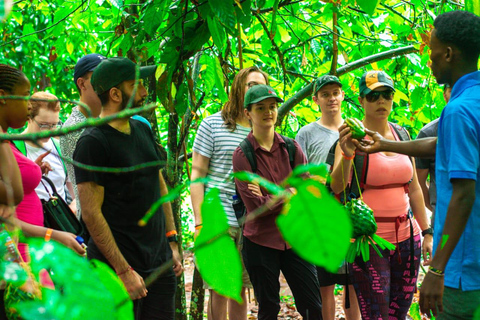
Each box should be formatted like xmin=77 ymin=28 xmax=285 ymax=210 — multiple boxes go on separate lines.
xmin=357 ymin=0 xmax=381 ymax=16
xmin=466 ymin=0 xmax=480 ymax=16
xmin=194 ymin=188 xmax=243 ymax=303
xmin=6 ymin=239 xmax=133 ymax=319
xmin=0 ymin=0 xmax=473 ymax=317
xmin=277 ymin=180 xmax=352 ymax=273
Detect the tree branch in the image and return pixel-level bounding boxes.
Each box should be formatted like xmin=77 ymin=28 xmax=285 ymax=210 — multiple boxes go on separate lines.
xmin=253 ymin=0 xmax=302 ymax=13
xmin=380 ymin=3 xmax=414 ymax=25
xmin=251 ymin=11 xmax=287 ymax=78
xmin=276 ymin=45 xmax=418 ymax=125
xmin=330 ymin=7 xmax=339 ymax=75
xmin=283 ymin=33 xmax=328 ymax=53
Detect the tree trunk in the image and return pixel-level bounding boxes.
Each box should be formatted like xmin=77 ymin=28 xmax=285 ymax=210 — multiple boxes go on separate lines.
xmin=190 ymin=268 xmax=205 ymax=320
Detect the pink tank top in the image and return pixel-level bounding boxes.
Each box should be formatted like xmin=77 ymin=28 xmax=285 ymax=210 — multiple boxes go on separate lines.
xmin=361 ymin=126 xmax=420 ymax=244
xmin=11 ymin=143 xmax=43 ymax=261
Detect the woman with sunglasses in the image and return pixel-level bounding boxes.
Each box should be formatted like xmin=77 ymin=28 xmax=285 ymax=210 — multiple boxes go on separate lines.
xmin=329 ymin=70 xmax=432 ymax=319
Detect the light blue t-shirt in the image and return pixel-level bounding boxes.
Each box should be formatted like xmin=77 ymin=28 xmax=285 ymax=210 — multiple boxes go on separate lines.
xmin=435 ymin=71 xmax=480 ymax=291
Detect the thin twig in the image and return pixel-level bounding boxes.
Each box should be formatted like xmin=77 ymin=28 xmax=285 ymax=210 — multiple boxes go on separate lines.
xmin=330 ymin=6 xmax=339 ymax=75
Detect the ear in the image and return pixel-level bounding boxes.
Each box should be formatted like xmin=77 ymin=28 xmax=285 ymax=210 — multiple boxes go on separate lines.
xmin=244 ymin=108 xmax=251 ymax=120
xmin=312 ymin=95 xmax=319 ymax=104
xmin=358 ymin=96 xmax=364 ymax=106
xmin=109 ymin=87 xmax=122 ymax=103
xmin=76 ymin=77 xmax=87 ymax=91
xmin=445 ymin=46 xmax=454 ymax=63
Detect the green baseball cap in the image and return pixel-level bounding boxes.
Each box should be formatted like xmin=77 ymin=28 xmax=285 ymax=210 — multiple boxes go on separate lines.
xmin=359 ymin=70 xmax=395 ymax=96
xmin=313 ymin=75 xmax=342 ymax=96
xmin=244 ymin=84 xmax=284 ymax=107
xmin=91 ymin=57 xmax=157 ymax=95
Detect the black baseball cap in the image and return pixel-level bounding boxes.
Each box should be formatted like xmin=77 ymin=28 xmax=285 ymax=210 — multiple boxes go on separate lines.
xmin=313 ymin=75 xmax=342 ymax=96
xmin=91 ymin=57 xmax=157 ymax=95
xmin=74 ymin=54 xmax=106 ymax=84
xmin=244 ymin=84 xmax=283 ymax=107
xmin=359 ymin=70 xmax=395 ymax=96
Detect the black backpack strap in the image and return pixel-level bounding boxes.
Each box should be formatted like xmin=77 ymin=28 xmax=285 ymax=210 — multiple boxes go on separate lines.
xmin=279 ymin=134 xmax=296 ymax=170
xmin=239 ymin=138 xmax=257 ymax=173
xmin=389 ymin=122 xmax=410 ymax=142
xmin=326 ymin=139 xmax=338 ymax=169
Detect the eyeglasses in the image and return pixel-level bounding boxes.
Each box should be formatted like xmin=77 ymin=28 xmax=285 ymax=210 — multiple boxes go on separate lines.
xmin=364 ymin=90 xmax=395 ymax=102
xmin=33 ymin=118 xmax=61 ymax=130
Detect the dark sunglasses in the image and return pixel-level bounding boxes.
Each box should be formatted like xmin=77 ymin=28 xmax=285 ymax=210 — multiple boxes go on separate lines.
xmin=364 ymin=90 xmax=395 ymax=102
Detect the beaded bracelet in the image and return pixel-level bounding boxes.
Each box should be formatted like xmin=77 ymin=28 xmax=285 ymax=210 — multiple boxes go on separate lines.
xmin=429 ymin=267 xmax=445 ymax=277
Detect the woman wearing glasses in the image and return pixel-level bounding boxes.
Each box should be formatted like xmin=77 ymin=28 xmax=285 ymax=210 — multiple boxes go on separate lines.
xmin=329 ymin=71 xmax=432 ymax=319
xmin=16 ymin=91 xmax=75 ymax=211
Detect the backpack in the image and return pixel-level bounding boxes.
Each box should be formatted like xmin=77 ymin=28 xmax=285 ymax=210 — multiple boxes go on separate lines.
xmin=239 ymin=134 xmax=296 ymax=173
xmin=233 ymin=134 xmax=297 ymax=222
xmin=325 ymin=122 xmax=411 ymax=202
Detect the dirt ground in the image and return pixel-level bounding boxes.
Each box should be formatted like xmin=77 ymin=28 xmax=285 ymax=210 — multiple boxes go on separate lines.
xmin=184 ymin=252 xmax=426 ymax=319
xmin=185 ymin=251 xmax=346 ymax=319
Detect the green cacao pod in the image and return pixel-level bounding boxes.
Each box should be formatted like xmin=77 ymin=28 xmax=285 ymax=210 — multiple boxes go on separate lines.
xmin=345 ymin=118 xmax=366 ymax=140
xmin=345 ymin=198 xmax=377 ymax=238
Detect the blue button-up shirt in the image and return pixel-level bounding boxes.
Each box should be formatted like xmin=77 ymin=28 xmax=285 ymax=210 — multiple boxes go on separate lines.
xmin=435 ymin=71 xmax=480 ymax=290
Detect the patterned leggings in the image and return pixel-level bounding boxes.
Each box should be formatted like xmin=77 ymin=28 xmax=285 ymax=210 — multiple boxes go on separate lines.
xmin=350 ymin=234 xmax=421 ymax=320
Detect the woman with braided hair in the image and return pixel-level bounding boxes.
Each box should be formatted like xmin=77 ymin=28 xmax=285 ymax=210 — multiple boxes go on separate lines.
xmin=0 ymin=64 xmax=85 ymax=255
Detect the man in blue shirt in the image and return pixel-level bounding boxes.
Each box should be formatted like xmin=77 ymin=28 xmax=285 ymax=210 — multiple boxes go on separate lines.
xmin=346 ymin=10 xmax=480 ymax=319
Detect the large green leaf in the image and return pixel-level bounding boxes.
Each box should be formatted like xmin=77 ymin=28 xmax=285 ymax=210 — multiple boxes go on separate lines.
xmin=90 ymin=260 xmax=133 ymax=320
xmin=357 ymin=0 xmax=380 ymax=16
xmin=277 ymin=180 xmax=352 ymax=273
xmin=13 ymin=239 xmax=134 ymax=319
xmin=207 ymin=16 xmax=226 ymax=51
xmin=174 ymin=81 xmax=189 ymax=117
xmin=211 ymin=56 xmax=229 ymax=103
xmin=194 ymin=188 xmax=243 ymax=303
xmin=143 ymin=1 xmax=168 ymax=36
xmin=208 ymin=0 xmax=237 ymax=33
xmin=466 ymin=0 xmax=480 ymax=16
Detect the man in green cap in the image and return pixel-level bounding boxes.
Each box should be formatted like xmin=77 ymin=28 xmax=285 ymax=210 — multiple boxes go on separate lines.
xmin=74 ymin=57 xmax=183 ymax=319
xmin=296 ymin=75 xmax=360 ymax=320
xmin=233 ymin=84 xmax=323 ymax=319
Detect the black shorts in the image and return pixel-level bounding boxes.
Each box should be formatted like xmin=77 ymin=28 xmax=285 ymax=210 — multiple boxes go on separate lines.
xmin=316 ymin=265 xmax=352 ymax=287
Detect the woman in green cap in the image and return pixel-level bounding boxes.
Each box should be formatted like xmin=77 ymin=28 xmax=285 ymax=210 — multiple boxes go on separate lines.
xmin=233 ymin=84 xmax=323 ymax=319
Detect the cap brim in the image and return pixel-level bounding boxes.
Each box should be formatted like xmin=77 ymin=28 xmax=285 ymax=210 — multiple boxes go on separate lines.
xmin=249 ymin=95 xmax=284 ymax=105
xmin=139 ymin=65 xmax=157 ymax=78
xmin=314 ymin=80 xmax=342 ymax=94
xmin=361 ymin=82 xmax=395 ymax=96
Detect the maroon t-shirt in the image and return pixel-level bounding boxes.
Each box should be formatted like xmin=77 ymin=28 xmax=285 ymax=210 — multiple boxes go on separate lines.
xmin=232 ymin=132 xmax=307 ymax=250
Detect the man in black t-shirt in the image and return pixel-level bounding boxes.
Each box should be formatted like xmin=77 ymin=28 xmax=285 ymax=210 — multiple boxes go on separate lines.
xmin=74 ymin=57 xmax=183 ymax=320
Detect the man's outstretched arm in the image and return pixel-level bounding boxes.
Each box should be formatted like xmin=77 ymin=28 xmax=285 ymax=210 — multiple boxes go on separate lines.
xmin=350 ymin=126 xmax=437 ymax=157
